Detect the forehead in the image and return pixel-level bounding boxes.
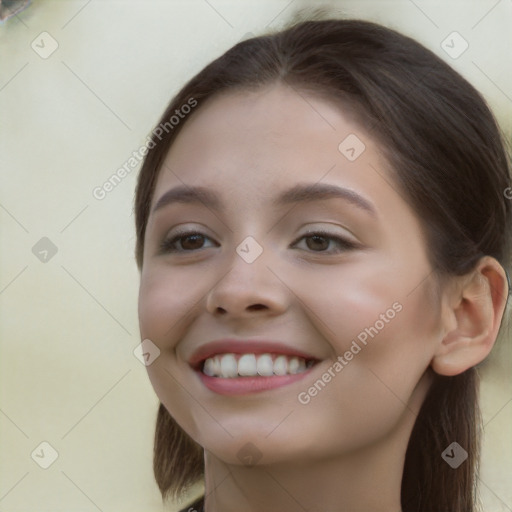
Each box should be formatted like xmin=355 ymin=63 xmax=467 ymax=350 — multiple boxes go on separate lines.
xmin=151 ymin=84 xmax=394 ymax=207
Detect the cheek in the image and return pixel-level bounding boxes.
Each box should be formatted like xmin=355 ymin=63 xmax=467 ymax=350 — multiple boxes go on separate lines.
xmin=295 ymin=252 xmax=440 ymax=360
xmin=291 ymin=265 xmax=439 ymax=439
xmin=138 ymin=268 xmax=208 ymax=439
xmin=138 ymin=265 xmax=200 ymax=345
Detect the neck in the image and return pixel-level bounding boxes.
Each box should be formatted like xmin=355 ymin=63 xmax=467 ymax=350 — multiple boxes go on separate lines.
xmin=204 ymin=451 xmax=401 ymax=512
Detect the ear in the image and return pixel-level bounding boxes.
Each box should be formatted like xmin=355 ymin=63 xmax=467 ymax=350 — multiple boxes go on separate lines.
xmin=431 ymin=256 xmax=510 ymax=376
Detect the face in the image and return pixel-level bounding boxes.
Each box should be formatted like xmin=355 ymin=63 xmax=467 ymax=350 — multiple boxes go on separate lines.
xmin=138 ymin=83 xmax=444 ymax=466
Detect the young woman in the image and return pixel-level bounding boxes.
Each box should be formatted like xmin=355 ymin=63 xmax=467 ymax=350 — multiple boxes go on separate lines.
xmin=134 ymin=16 xmax=511 ymax=512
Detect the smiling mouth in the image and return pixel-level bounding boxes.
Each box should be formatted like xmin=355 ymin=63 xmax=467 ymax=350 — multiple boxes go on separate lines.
xmin=195 ymin=353 xmax=319 ymax=378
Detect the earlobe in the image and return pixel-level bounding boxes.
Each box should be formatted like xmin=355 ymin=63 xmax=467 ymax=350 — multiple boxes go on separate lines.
xmin=431 ymin=256 xmax=509 ymax=377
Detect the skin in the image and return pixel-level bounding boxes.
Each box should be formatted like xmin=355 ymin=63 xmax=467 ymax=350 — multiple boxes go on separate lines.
xmin=138 ymin=83 xmax=508 ymax=512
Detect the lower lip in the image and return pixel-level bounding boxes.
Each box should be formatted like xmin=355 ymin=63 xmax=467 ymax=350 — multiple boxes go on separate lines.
xmin=196 ymin=366 xmax=317 ymax=395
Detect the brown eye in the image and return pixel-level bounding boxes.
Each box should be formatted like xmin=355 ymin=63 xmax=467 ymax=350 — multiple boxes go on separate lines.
xmin=159 ymin=231 xmax=218 ymax=254
xmin=180 ymin=234 xmax=206 ymax=250
xmin=305 ymin=235 xmax=330 ymax=251
xmin=294 ymin=231 xmax=358 ymax=253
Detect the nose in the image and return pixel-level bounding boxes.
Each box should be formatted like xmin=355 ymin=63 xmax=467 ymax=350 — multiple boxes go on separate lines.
xmin=205 ymin=245 xmax=289 ymax=319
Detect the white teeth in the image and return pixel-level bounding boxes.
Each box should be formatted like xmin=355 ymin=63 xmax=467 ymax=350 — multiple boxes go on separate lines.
xmin=220 ymin=353 xmax=238 ymax=378
xmin=288 ymin=357 xmax=306 ymax=374
xmin=257 ymin=354 xmax=274 ymax=376
xmin=203 ymin=356 xmax=221 ymax=376
xmin=238 ymin=354 xmax=256 ymax=376
xmin=201 ymin=353 xmax=314 ymax=378
xmin=288 ymin=357 xmax=299 ymax=374
xmin=203 ymin=358 xmax=216 ymax=376
xmin=273 ymin=355 xmax=288 ymax=375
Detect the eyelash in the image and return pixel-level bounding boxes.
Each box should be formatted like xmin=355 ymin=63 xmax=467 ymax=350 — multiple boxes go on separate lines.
xmin=158 ymin=229 xmax=358 ymax=255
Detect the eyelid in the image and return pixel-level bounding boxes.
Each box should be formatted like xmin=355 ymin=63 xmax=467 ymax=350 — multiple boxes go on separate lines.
xmin=295 ymin=222 xmax=361 ymax=243
xmin=296 ymin=226 xmax=358 ymax=242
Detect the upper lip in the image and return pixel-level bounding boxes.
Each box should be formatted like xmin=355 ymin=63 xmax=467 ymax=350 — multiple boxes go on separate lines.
xmin=188 ymin=339 xmax=321 ymax=370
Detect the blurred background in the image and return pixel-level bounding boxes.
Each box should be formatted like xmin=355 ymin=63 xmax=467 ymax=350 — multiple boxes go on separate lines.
xmin=0 ymin=0 xmax=511 ymax=510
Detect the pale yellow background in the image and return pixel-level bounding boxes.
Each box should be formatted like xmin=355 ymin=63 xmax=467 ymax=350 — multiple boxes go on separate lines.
xmin=0 ymin=0 xmax=511 ymax=511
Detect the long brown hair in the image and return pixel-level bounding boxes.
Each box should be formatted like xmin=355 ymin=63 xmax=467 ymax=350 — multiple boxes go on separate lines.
xmin=134 ymin=15 xmax=511 ymax=512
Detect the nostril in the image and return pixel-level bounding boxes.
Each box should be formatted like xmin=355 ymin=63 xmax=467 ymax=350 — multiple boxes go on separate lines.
xmin=247 ymin=304 xmax=267 ymax=311
xmin=213 ymin=304 xmax=267 ymax=314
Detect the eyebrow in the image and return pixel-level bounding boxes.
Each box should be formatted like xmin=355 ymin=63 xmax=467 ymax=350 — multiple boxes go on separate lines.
xmin=151 ymin=182 xmax=377 ymax=217
xmin=273 ymin=182 xmax=377 ymax=216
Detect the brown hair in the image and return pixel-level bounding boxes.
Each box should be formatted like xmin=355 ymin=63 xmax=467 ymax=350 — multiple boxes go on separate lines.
xmin=134 ymin=16 xmax=511 ymax=512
